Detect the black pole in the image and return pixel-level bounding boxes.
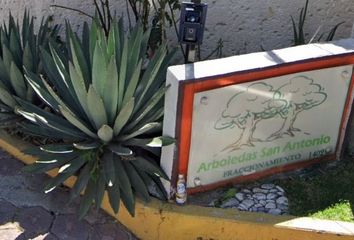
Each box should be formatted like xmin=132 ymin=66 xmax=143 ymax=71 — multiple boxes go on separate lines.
xmin=184 ymin=0 xmax=201 ymax=63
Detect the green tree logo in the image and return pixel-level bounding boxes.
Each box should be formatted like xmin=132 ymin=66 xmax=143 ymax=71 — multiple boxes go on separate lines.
xmin=214 ymin=82 xmax=287 ymax=152
xmin=214 ymin=76 xmax=327 ymax=152
xmin=268 ymin=76 xmax=327 ymax=140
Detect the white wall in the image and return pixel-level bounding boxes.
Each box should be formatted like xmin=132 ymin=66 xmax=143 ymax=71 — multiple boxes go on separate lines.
xmin=1 ymin=0 xmax=354 ymax=61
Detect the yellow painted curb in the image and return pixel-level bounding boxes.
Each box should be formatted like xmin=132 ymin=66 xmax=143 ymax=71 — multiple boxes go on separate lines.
xmin=1 ymin=130 xmax=354 ymax=240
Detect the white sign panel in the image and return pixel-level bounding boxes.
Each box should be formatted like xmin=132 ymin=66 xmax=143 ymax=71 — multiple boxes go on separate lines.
xmin=187 ymin=66 xmax=352 ymax=187
xmin=161 ymin=39 xmax=354 ymax=195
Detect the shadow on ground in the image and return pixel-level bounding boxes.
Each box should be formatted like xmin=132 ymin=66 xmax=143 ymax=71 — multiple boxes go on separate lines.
xmin=0 ymin=150 xmax=137 ymax=240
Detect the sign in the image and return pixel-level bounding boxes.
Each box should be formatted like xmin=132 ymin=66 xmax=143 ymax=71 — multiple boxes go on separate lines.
xmin=161 ymin=39 xmax=354 ymax=195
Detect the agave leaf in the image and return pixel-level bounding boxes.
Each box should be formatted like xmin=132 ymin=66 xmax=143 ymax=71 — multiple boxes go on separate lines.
xmin=107 ymin=175 xmax=120 ymax=213
xmin=117 ymin=36 xmax=129 ymax=110
xmin=49 ymin=43 xmax=71 ymax=89
xmin=114 ymin=157 xmax=135 ymax=216
xmin=19 ymin=122 xmax=78 ymax=140
xmin=0 ymin=87 xmax=16 ymax=108
xmin=59 ymin=105 xmax=97 ymax=138
xmin=126 ymin=25 xmax=143 ymax=82
xmin=25 ymin=73 xmax=59 ymax=111
xmin=44 ymin=156 xmax=87 ymax=192
xmin=31 ymin=114 xmax=87 ymax=139
xmin=69 ymin=29 xmax=90 ymax=87
xmin=40 ymin=144 xmax=74 ymax=154
xmin=113 ymin=97 xmax=134 ymax=136
xmin=107 ymin=26 xmax=116 ymax=58
xmin=2 ymin=44 xmax=14 ymax=71
xmin=139 ymin=28 xmax=151 ymax=60
xmin=79 ymin=178 xmax=96 ymax=219
xmin=87 ymin=85 xmax=108 ymax=129
xmin=68 ymin=62 xmax=89 ymax=116
xmin=97 ymin=124 xmax=113 ymax=142
xmin=23 ymin=154 xmax=75 ymax=174
xmin=9 ymin=29 xmax=22 ymax=67
xmin=138 ymin=170 xmax=167 ymax=200
xmin=70 ymin=161 xmax=93 ymax=200
xmin=0 ymin=59 xmax=12 ymax=91
xmin=95 ymin=168 xmax=106 ymax=210
xmin=126 ymin=136 xmax=175 ymax=148
xmin=40 ymin=70 xmax=84 ymax=118
xmin=108 ymin=144 xmax=133 ymax=156
xmin=124 ymin=161 xmax=150 ymax=203
xmin=73 ymin=141 xmax=100 ymax=150
xmin=92 ymin=43 xmax=107 ymax=96
xmin=89 ymin=21 xmax=98 ymax=64
xmin=119 ymin=122 xmax=161 ymax=141
xmin=126 ymin=85 xmax=168 ymax=131
xmin=103 ymin=57 xmax=118 ymax=123
xmin=132 ymin=156 xmax=169 ymax=180
xmin=122 ymin=60 xmax=142 ymax=107
xmin=23 ymin=42 xmax=34 ymax=72
xmin=82 ymin=22 xmax=91 ymax=65
xmin=9 ymin=62 xmax=26 ymax=98
xmin=40 ymin=47 xmax=75 ymax=103
xmin=134 ymin=44 xmax=167 ymax=111
xmin=15 ymin=97 xmax=83 ymax=131
xmin=102 ymin=151 xmax=115 ymax=186
xmin=326 ymin=22 xmax=344 ymax=41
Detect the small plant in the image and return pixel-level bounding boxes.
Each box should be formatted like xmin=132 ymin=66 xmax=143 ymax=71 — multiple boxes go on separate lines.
xmin=0 ymin=11 xmax=60 ymax=127
xmin=18 ymin=19 xmax=175 ymax=218
xmin=291 ymin=0 xmax=344 ymax=46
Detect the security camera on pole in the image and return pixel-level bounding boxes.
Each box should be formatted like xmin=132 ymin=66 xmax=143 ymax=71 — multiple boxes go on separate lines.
xmin=178 ymin=0 xmax=208 ymax=63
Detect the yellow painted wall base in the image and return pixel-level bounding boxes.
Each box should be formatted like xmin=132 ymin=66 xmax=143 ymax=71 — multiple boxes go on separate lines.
xmin=1 ymin=130 xmax=353 ymax=240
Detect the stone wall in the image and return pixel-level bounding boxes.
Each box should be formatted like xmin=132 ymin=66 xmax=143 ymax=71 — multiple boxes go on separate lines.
xmin=1 ymin=0 xmax=354 ymax=60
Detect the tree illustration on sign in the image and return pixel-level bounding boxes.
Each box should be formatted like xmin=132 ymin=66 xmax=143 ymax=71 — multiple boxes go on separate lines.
xmin=268 ymin=76 xmax=327 ymax=139
xmin=214 ymin=82 xmax=287 ymax=152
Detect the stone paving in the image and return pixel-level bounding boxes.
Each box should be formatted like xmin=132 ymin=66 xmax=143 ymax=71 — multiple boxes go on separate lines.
xmin=0 ymin=150 xmax=138 ymax=240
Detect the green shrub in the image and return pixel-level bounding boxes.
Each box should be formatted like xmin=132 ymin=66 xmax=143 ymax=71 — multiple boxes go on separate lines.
xmin=0 ymin=11 xmax=59 ymax=126
xmin=18 ymin=19 xmax=175 ymax=218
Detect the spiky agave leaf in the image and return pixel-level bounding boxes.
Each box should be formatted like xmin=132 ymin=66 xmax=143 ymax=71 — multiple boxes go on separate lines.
xmin=21 ymin=19 xmax=175 ymax=218
xmin=0 ymin=10 xmax=60 ymax=126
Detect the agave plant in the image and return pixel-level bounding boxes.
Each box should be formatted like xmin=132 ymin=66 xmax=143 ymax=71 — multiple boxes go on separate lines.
xmin=0 ymin=11 xmax=60 ymax=126
xmin=291 ymin=0 xmax=344 ymax=46
xmin=18 ymin=19 xmax=175 ymax=218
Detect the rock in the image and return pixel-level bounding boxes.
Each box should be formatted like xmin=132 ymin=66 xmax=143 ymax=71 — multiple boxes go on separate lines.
xmin=277 ymin=191 xmax=285 ymax=196
xmin=265 ymin=202 xmax=276 ymax=209
xmin=276 ymin=196 xmax=288 ymax=205
xmin=266 ymin=199 xmax=275 ymax=203
xmin=268 ymin=208 xmax=282 ymax=215
xmin=266 ymin=193 xmax=277 ymax=200
xmin=269 ymin=189 xmax=278 ymax=193
xmin=241 ymin=199 xmax=255 ymax=209
xmin=254 ymin=203 xmax=263 ymax=208
xmin=277 ymin=204 xmax=288 ymax=211
xmin=253 ymin=188 xmax=269 ymax=194
xmin=276 ymin=186 xmax=285 ymax=193
xmin=259 ymin=200 xmax=266 ymax=206
xmin=253 ymin=193 xmax=266 ymax=201
xmin=238 ymin=204 xmax=247 ymax=211
xmin=261 ymin=183 xmax=275 ymax=190
xmin=235 ymin=193 xmax=245 ymax=201
xmin=242 ymin=189 xmax=252 ymax=194
xmin=220 ymin=198 xmax=239 ymax=208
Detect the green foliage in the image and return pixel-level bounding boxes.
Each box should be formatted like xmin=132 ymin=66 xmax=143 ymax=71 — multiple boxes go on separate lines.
xmin=19 ymin=19 xmax=175 ymax=218
xmin=0 ymin=11 xmax=60 ymax=126
xmin=275 ymin=156 xmax=354 ymax=222
xmin=291 ymin=0 xmax=344 ymax=46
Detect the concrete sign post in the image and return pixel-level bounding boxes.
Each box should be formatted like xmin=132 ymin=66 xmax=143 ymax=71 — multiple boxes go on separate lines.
xmin=161 ymin=39 xmax=354 ymax=196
